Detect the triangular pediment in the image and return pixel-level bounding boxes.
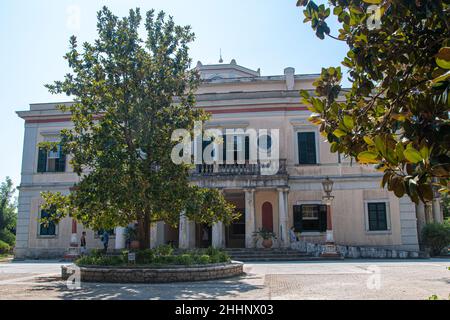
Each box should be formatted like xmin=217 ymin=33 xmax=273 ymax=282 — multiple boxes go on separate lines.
xmin=196 ymin=59 xmax=260 ymax=80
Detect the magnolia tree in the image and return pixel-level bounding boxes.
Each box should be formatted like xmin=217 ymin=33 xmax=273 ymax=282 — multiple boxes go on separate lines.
xmin=297 ymin=0 xmax=450 ymax=204
xmin=41 ymin=7 xmax=237 ymax=249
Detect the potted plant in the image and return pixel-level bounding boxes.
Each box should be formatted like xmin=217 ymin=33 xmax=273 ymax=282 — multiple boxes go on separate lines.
xmin=253 ymin=228 xmax=277 ymax=248
xmin=125 ymin=226 xmax=139 ymax=250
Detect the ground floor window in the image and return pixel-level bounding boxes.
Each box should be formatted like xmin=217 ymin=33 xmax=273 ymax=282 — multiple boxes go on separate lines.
xmin=293 ymin=204 xmax=327 ymax=232
xmin=367 ymin=202 xmax=388 ymax=231
xmin=39 ymin=209 xmax=56 ymax=236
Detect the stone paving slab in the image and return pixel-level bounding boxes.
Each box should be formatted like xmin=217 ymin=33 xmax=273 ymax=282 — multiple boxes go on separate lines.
xmin=0 ymin=259 xmax=448 ymax=300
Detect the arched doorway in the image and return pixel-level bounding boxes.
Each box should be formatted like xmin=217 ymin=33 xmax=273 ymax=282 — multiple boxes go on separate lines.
xmin=262 ymin=202 xmax=274 ymax=232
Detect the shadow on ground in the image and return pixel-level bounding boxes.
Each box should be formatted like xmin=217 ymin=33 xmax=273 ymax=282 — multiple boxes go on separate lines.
xmin=29 ymin=273 xmax=264 ymax=300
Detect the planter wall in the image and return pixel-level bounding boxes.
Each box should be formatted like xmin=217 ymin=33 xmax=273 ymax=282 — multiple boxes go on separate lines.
xmin=62 ymin=262 xmax=244 ymax=283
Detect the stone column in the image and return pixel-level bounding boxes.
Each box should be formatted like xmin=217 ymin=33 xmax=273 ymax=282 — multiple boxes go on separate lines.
xmin=415 ymin=203 xmax=426 ymax=245
xmin=277 ymin=188 xmax=289 ymax=247
xmin=244 ymin=188 xmax=256 ymax=248
xmin=432 ymin=195 xmax=443 ymax=224
xmin=179 ymin=212 xmax=196 ymax=249
xmin=212 ymin=221 xmax=225 ymax=248
xmin=425 ymin=202 xmax=434 ymax=223
xmin=150 ymin=223 xmax=158 ymax=249
xmin=114 ymin=227 xmax=126 ymax=250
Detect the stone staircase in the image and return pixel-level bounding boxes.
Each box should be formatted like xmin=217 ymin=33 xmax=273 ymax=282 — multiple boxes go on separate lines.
xmin=224 ymin=248 xmax=338 ymax=262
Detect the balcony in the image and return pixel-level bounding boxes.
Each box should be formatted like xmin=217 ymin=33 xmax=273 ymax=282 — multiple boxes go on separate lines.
xmin=192 ymin=159 xmax=287 ymax=176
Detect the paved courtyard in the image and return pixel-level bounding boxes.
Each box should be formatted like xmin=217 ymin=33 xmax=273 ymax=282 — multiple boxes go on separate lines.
xmin=0 ymin=259 xmax=448 ymax=300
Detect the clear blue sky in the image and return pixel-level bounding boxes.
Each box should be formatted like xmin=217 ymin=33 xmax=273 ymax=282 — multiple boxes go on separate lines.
xmin=0 ymin=0 xmax=347 ymax=188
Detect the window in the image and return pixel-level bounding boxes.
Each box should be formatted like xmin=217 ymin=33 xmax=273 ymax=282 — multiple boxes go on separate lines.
xmin=37 ymin=144 xmax=66 ymax=173
xmin=367 ymin=202 xmax=388 ymax=231
xmin=222 ymin=134 xmax=250 ymax=162
xmin=293 ymin=204 xmax=327 ymax=232
xmin=297 ymin=132 xmax=317 ymax=164
xmin=39 ymin=209 xmax=56 ymax=236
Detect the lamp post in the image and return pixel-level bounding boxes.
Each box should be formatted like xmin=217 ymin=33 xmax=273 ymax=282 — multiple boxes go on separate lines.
xmin=320 ymin=177 xmax=341 ymax=258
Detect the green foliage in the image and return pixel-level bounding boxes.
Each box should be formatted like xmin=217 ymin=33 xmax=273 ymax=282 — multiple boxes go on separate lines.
xmin=76 ymin=254 xmax=124 ymax=266
xmin=41 ymin=6 xmax=236 ymax=248
xmin=75 ymin=245 xmax=230 ymax=266
xmin=422 ymin=222 xmax=450 ymax=256
xmin=0 ymin=240 xmax=12 ymax=254
xmin=253 ymin=228 xmax=277 ymax=240
xmin=0 ymin=230 xmax=15 ymax=247
xmin=154 ymin=244 xmax=174 ymax=256
xmin=0 ymin=177 xmax=16 ymax=247
xmin=297 ymin=1 xmax=450 ymax=204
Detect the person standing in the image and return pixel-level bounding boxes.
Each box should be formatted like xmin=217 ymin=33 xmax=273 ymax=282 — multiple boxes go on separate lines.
xmin=80 ymin=231 xmax=87 ymax=255
xmin=101 ymin=230 xmax=109 ymax=254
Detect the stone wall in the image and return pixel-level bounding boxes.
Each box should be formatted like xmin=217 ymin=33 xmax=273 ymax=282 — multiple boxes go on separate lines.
xmin=61 ymin=262 xmax=244 ymax=283
xmin=291 ymin=241 xmax=423 ymax=259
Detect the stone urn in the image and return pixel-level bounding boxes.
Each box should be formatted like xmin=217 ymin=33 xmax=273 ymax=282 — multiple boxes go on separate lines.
xmin=262 ymin=239 xmax=273 ymax=249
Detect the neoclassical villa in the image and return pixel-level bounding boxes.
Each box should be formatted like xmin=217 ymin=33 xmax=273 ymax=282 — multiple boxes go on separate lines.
xmin=15 ymin=60 xmax=443 ymax=258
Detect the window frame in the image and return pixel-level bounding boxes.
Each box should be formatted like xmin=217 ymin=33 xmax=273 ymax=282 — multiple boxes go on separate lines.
xmin=293 ymin=201 xmax=327 ymax=233
xmin=37 ymin=208 xmax=58 ymax=238
xmin=364 ymin=200 xmax=392 ymax=234
xmin=294 ymin=130 xmax=319 ymax=165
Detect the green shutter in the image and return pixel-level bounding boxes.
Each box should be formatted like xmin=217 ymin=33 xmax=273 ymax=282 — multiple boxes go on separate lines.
xmin=55 ymin=146 xmax=66 ymax=172
xmin=37 ymin=148 xmax=47 ymax=173
xmin=39 ymin=210 xmax=56 ymax=236
xmin=245 ymin=136 xmax=250 ymax=161
xmin=298 ymin=132 xmax=317 ymax=164
xmin=319 ymin=205 xmax=328 ymax=232
xmin=293 ymin=205 xmax=303 ymax=232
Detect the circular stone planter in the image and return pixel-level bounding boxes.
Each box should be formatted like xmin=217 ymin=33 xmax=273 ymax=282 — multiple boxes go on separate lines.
xmin=61 ymin=262 xmax=244 ymax=283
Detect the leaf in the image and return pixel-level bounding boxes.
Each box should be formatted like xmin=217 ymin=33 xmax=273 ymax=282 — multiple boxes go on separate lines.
xmin=436 ymin=47 xmax=450 ymax=69
xmin=374 ymin=136 xmax=386 ymax=156
xmin=343 ymin=115 xmax=354 ymax=130
xmin=403 ymin=148 xmax=423 ymax=164
xmin=432 ymin=70 xmax=450 ymax=84
xmin=363 ymin=136 xmax=374 ymax=145
xmin=357 ymin=151 xmax=379 ymax=163
xmin=362 ymin=0 xmax=382 ymax=3
xmin=333 ymin=129 xmax=347 ymax=138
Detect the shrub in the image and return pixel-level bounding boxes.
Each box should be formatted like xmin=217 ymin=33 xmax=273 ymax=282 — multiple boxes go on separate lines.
xmin=0 ymin=240 xmax=11 ymax=254
xmin=196 ymin=254 xmax=211 ymax=264
xmin=76 ymin=254 xmax=124 ymax=266
xmin=154 ymin=244 xmax=174 ymax=256
xmin=0 ymin=230 xmax=15 ymax=247
xmin=136 ymin=249 xmax=155 ymax=264
xmin=422 ymin=222 xmax=450 ymax=256
xmin=175 ymin=254 xmax=194 ymax=265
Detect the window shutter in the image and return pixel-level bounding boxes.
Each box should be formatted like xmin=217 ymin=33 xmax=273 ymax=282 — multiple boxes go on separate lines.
xmin=37 ymin=148 xmax=47 ymax=173
xmin=245 ymin=136 xmax=250 ymax=161
xmin=56 ymin=147 xmax=66 ymax=172
xmin=222 ymin=134 xmax=227 ymax=162
xmin=319 ymin=205 xmax=328 ymax=232
xmin=293 ymin=205 xmax=303 ymax=232
xmin=298 ymin=132 xmax=317 ymax=164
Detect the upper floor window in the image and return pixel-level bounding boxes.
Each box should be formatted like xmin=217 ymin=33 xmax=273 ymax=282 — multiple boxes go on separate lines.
xmin=367 ymin=202 xmax=389 ymax=231
xmin=297 ymin=132 xmax=317 ymax=164
xmin=293 ymin=204 xmax=327 ymax=232
xmin=37 ymin=144 xmax=66 ymax=173
xmin=39 ymin=209 xmax=56 ymax=236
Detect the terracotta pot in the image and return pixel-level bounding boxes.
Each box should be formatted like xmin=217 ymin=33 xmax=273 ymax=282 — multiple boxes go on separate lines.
xmin=262 ymin=239 xmax=273 ymax=249
xmin=130 ymin=240 xmax=140 ymax=250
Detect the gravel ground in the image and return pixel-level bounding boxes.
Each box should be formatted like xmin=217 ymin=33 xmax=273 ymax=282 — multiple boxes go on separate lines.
xmin=0 ymin=259 xmax=448 ymax=300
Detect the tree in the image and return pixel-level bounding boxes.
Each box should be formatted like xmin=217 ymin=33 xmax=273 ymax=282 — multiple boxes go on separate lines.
xmin=297 ymin=0 xmax=450 ymax=204
xmin=0 ymin=177 xmax=17 ymax=246
xmin=41 ymin=7 xmax=237 ymax=249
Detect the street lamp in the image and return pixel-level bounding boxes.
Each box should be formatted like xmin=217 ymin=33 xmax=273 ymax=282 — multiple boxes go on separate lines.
xmin=320 ymin=177 xmax=341 ymax=258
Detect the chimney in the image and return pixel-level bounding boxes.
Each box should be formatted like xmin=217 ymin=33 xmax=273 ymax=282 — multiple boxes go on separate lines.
xmin=284 ymin=67 xmax=295 ymax=90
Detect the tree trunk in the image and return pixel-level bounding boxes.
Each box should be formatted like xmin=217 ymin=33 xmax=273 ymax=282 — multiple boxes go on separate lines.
xmin=137 ymin=214 xmax=150 ymax=250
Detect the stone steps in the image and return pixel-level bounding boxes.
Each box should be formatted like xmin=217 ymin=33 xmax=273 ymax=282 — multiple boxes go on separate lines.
xmin=222 ymin=248 xmax=341 ymax=262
